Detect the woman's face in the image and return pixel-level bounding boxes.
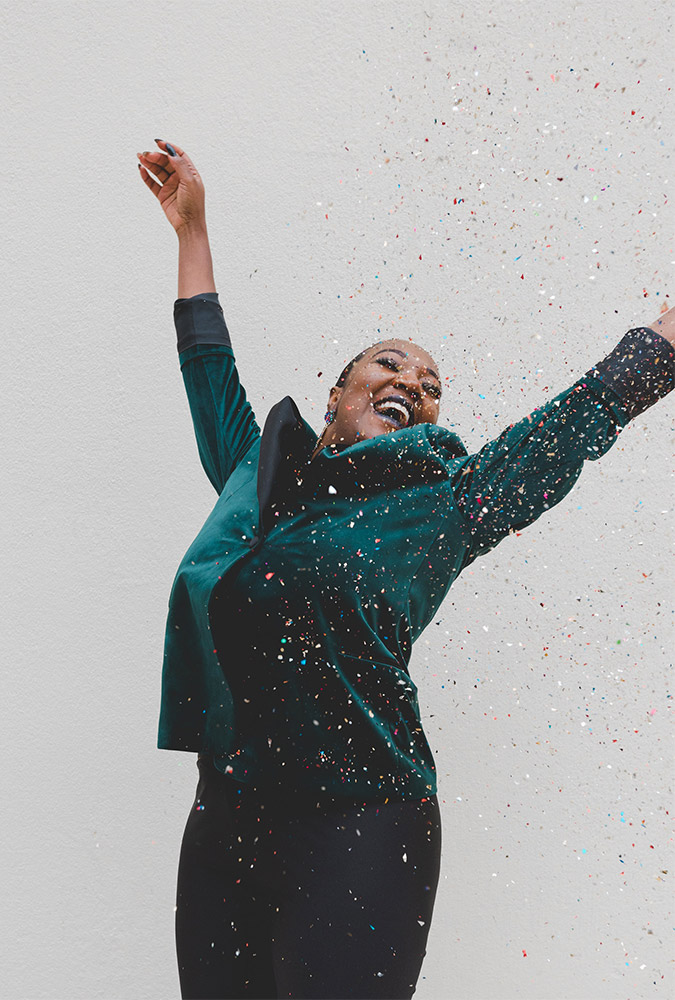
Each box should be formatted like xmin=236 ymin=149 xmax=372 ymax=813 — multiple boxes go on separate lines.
xmin=314 ymin=339 xmax=442 ymax=456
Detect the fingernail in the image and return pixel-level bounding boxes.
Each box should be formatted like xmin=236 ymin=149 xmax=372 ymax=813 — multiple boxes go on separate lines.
xmin=165 ymin=143 xmax=177 ymax=157
xmin=154 ymin=138 xmax=164 ymax=143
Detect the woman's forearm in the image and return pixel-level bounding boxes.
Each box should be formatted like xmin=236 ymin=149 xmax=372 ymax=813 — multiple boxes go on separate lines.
xmin=177 ymin=223 xmax=216 ymax=299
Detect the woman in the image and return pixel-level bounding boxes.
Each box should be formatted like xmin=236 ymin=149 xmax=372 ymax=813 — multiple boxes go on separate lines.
xmin=138 ymin=140 xmax=674 ymax=1000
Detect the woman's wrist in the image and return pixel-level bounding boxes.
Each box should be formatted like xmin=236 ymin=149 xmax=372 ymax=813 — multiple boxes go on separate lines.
xmin=177 ymin=222 xmax=216 ymax=298
xmin=176 ymin=219 xmax=209 ymax=243
xmin=648 ymin=306 xmax=675 ymax=347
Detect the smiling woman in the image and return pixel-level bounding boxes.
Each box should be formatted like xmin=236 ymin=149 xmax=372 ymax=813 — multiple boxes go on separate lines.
xmin=138 ymin=140 xmax=675 ymax=1000
xmin=310 ymin=339 xmax=443 ymax=458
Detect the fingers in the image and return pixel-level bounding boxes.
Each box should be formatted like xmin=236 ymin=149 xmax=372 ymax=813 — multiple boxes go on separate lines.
xmin=137 ymin=151 xmax=173 ymax=183
xmin=137 ymin=162 xmax=162 ymax=198
xmin=155 ymin=138 xmax=186 ymax=158
xmin=137 ymin=139 xmax=202 ymax=205
xmin=154 ymin=139 xmax=200 ymax=176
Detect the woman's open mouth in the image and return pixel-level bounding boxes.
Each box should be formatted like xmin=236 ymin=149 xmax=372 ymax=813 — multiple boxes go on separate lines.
xmin=372 ymin=395 xmax=414 ymax=429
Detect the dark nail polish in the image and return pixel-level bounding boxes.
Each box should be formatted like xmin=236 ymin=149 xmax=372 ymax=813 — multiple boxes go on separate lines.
xmin=154 ymin=138 xmax=163 ymax=143
xmin=166 ymin=143 xmax=177 ymax=157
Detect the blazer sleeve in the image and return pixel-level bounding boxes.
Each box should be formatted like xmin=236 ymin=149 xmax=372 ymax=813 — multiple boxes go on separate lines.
xmin=175 ymin=292 xmax=261 ymax=494
xmin=451 ymin=327 xmax=674 ymax=564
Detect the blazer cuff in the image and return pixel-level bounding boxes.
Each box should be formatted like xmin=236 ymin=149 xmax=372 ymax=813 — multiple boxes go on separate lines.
xmin=584 ymin=327 xmax=675 ymax=421
xmin=174 ymin=292 xmax=232 ymax=353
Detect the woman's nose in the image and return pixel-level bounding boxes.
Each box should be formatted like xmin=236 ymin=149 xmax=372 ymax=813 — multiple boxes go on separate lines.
xmin=393 ymin=370 xmax=422 ymax=400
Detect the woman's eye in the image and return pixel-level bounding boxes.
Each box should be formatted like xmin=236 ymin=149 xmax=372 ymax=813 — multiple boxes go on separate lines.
xmin=425 ymin=385 xmax=441 ymax=399
xmin=376 ymin=357 xmax=399 ymax=371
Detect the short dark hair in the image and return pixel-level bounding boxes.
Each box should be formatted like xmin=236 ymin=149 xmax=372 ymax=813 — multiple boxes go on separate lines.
xmin=335 ymin=345 xmax=373 ymax=388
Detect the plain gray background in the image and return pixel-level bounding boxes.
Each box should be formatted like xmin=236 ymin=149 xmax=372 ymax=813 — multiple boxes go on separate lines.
xmin=2 ymin=1 xmax=672 ymax=998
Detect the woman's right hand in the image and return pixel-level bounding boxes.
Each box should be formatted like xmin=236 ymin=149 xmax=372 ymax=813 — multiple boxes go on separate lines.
xmin=137 ymin=140 xmax=206 ymax=235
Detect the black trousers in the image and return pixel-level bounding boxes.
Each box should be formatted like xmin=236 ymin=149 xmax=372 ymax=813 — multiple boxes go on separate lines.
xmin=175 ymin=756 xmax=442 ymax=999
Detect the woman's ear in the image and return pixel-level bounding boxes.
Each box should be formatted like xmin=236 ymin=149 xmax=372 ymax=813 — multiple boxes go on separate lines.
xmin=328 ymin=386 xmax=342 ymax=411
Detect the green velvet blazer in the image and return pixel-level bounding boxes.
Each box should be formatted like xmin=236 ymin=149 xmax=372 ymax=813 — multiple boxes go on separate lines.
xmin=158 ymin=293 xmax=673 ymax=801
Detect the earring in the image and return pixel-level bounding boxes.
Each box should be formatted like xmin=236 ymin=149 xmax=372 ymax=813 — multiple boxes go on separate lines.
xmin=324 ymin=409 xmax=336 ymax=425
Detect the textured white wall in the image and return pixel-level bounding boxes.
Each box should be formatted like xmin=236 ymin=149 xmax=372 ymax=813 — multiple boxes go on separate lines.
xmin=2 ymin=1 xmax=672 ymax=997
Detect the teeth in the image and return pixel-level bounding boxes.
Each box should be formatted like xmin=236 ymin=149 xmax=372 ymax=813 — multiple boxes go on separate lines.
xmin=374 ymin=400 xmax=410 ymax=426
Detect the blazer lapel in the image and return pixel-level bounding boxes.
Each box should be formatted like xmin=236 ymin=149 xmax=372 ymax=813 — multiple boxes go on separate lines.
xmin=257 ymin=396 xmax=317 ymax=536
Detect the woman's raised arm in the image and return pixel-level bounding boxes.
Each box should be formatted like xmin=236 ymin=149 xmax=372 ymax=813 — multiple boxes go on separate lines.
xmin=450 ymin=314 xmax=674 ymax=565
xmin=137 ymin=140 xmax=260 ymax=494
